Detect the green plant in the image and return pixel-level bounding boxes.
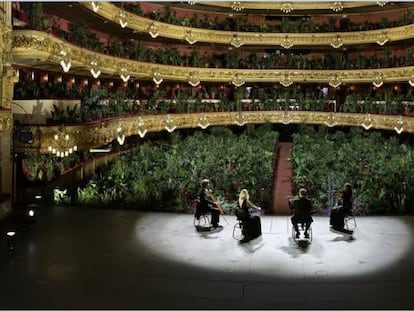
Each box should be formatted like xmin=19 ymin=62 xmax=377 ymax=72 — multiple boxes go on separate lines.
xmin=75 ymin=126 xmax=278 ymax=213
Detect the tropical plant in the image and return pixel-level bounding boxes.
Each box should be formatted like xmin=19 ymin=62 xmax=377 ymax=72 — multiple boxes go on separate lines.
xmin=76 ymin=125 xmax=278 ymax=213
xmin=290 ymin=125 xmax=414 ymax=215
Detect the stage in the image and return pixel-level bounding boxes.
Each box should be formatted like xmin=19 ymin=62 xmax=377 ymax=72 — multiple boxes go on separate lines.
xmin=1 ymin=206 xmax=413 ymax=309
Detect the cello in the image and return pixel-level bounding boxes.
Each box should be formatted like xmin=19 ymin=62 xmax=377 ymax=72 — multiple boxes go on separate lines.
xmin=208 ymin=191 xmax=225 ymax=215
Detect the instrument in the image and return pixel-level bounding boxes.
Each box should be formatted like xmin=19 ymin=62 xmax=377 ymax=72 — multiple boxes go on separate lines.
xmin=208 ymin=191 xmax=225 ymax=215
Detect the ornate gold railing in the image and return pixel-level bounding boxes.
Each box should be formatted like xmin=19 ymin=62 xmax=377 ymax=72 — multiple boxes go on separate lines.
xmin=11 ymin=30 xmax=414 ymax=85
xmin=80 ymin=2 xmax=414 ymax=47
xmin=13 ymin=111 xmax=414 ymax=154
xmin=198 ymin=2 xmax=376 ymax=10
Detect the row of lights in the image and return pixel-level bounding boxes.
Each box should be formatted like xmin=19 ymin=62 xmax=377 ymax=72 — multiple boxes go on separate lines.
xmin=281 ymin=1 xmax=387 ymax=13
xmin=188 ymin=1 xmax=387 ymax=13
xmin=60 ymin=49 xmax=404 ymax=88
xmin=26 ymin=67 xmax=412 ymax=94
xmin=90 ymin=2 xmax=390 ymax=49
xmin=151 ymin=110 xmax=405 ymax=135
xmin=185 ymin=31 xmax=390 ymax=49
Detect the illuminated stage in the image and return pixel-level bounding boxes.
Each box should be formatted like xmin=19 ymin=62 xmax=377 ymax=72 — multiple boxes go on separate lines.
xmin=0 ymin=206 xmax=413 ymax=309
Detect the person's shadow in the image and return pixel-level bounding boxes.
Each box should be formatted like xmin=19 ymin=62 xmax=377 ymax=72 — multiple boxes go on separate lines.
xmin=279 ymin=237 xmax=311 ymax=258
xmin=238 ymin=236 xmax=264 ymax=254
xmin=195 ymin=225 xmax=223 ymax=239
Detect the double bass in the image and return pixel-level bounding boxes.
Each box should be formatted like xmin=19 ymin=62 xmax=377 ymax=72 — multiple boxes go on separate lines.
xmin=208 ymin=191 xmax=225 ymax=215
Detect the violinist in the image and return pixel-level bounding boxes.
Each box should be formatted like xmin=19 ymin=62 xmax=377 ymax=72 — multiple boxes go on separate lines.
xmin=198 ymin=179 xmax=222 ymax=229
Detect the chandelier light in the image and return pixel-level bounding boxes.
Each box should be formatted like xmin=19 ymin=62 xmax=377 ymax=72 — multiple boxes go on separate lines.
xmin=164 ymin=114 xmax=177 ymax=132
xmin=373 ymin=74 xmax=384 ymax=88
xmin=116 ymin=122 xmax=125 ymax=145
xmin=281 ymin=35 xmax=294 ymax=49
xmin=137 ymin=117 xmax=148 ymax=138
xmin=329 ymin=74 xmax=342 ymax=88
xmin=148 ymin=22 xmax=159 ymax=38
xmin=376 ymin=31 xmax=389 ymax=45
xmin=234 ymin=111 xmax=246 ymax=126
xmin=324 ymin=112 xmax=337 ymax=128
xmin=185 ymin=30 xmax=197 ymax=44
xmin=90 ymin=58 xmax=101 ymax=78
xmin=280 ymin=73 xmax=293 ymax=87
xmin=331 ymin=2 xmax=343 ymax=12
xmin=394 ymin=116 xmax=404 ymax=134
xmin=198 ymin=113 xmax=210 ymax=129
xmin=152 ymin=71 xmax=163 ymax=85
xmin=281 ymin=110 xmax=291 ymax=125
xmin=330 ymin=35 xmax=343 ymax=48
xmin=188 ymin=72 xmax=200 ymax=87
xmin=281 ymin=2 xmax=293 ymax=13
xmin=230 ymin=34 xmax=244 ymax=48
xmin=118 ymin=10 xmax=128 ymax=28
xmin=231 ymin=1 xmax=244 ymax=11
xmin=409 ymin=74 xmax=414 ymax=87
xmin=48 ymin=127 xmax=77 ymax=158
xmin=232 ymin=73 xmax=245 ymax=87
xmin=59 ymin=45 xmax=71 ymax=73
xmin=361 ymin=114 xmax=373 ymax=130
xmin=188 ymin=0 xmax=197 ymax=4
xmin=377 ymin=1 xmax=387 ymax=6
xmin=91 ymin=1 xmax=100 ymax=12
xmin=119 ymin=67 xmax=130 ymax=82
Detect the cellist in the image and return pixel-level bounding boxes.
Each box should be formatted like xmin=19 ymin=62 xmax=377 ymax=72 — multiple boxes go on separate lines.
xmin=199 ymin=179 xmax=222 ymax=229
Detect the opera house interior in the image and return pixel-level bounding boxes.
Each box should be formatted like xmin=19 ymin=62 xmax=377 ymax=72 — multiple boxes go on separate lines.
xmin=1 ymin=1 xmax=414 ymax=309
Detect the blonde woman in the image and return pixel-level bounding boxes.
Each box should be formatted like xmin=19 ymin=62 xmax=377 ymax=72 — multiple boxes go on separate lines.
xmin=236 ymin=189 xmax=262 ymax=243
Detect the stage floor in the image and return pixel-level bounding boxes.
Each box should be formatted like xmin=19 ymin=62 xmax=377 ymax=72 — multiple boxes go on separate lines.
xmin=1 ymin=206 xmax=414 ymax=309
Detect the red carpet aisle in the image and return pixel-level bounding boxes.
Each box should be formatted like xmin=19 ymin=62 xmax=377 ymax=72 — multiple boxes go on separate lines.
xmin=273 ymin=142 xmax=293 ymax=215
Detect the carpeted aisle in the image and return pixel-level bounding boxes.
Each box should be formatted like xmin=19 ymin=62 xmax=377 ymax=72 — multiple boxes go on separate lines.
xmin=273 ymin=142 xmax=294 ymax=215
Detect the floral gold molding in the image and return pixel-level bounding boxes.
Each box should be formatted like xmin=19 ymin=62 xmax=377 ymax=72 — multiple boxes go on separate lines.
xmin=11 ymin=30 xmax=414 ymax=84
xmin=80 ymin=2 xmax=414 ymax=46
xmin=0 ymin=110 xmax=12 ymax=132
xmin=201 ymin=2 xmax=382 ymax=10
xmin=13 ymin=112 xmax=414 ymax=154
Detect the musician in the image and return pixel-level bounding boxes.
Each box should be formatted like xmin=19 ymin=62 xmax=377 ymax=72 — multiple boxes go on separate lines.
xmin=236 ymin=189 xmax=262 ymax=243
xmin=198 ymin=179 xmax=222 ymax=229
xmin=290 ymin=188 xmax=313 ymax=239
xmin=341 ymin=183 xmax=353 ymax=216
xmin=330 ymin=183 xmax=354 ymax=235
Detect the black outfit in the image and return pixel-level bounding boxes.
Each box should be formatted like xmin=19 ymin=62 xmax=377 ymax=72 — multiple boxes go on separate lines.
xmin=198 ymin=187 xmax=220 ymax=227
xmin=291 ymin=197 xmax=313 ymax=236
xmin=341 ymin=188 xmax=353 ymax=216
xmin=329 ymin=206 xmax=345 ymax=230
xmin=330 ymin=188 xmax=353 ymax=233
xmin=236 ymin=199 xmax=262 ymax=242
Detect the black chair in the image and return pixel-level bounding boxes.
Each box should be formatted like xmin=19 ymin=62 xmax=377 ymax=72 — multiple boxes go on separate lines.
xmin=193 ymin=199 xmax=210 ymax=227
xmin=291 ymin=221 xmax=313 ymax=242
xmin=233 ymin=209 xmax=247 ymax=240
xmin=344 ymin=206 xmax=357 ymax=230
xmin=232 ymin=219 xmax=243 ymax=240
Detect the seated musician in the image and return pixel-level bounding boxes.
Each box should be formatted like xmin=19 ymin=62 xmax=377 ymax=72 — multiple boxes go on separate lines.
xmin=330 ymin=183 xmax=354 ymax=235
xmin=236 ymin=189 xmax=262 ymax=243
xmin=290 ymin=188 xmax=313 ymax=239
xmin=198 ymin=179 xmax=222 ymax=229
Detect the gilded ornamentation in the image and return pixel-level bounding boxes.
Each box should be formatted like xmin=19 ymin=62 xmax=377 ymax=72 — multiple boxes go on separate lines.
xmin=12 ymin=112 xmax=414 ymax=153
xmin=0 ymin=113 xmax=12 ymax=132
xmin=79 ymin=2 xmax=414 ymax=46
xmin=12 ymin=30 xmax=414 ymax=85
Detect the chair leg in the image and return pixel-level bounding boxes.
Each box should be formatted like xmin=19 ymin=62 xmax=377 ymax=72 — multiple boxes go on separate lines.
xmin=194 ymin=214 xmax=209 ymax=227
xmin=233 ymin=222 xmax=243 ymax=240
